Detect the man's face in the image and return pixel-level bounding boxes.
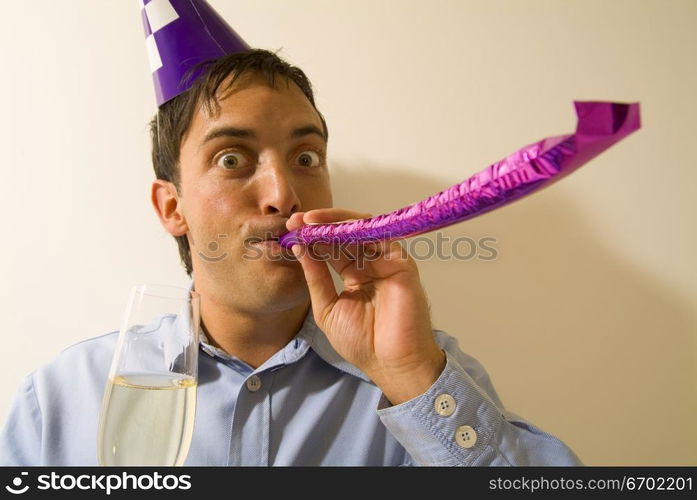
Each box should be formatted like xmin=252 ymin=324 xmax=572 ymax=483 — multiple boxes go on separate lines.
xmin=177 ymin=72 xmax=332 ymax=311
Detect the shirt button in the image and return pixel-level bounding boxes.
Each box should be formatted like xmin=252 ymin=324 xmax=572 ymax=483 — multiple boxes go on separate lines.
xmin=455 ymin=425 xmax=477 ymax=449
xmin=245 ymin=375 xmax=262 ymax=392
xmin=434 ymin=394 xmax=456 ymax=417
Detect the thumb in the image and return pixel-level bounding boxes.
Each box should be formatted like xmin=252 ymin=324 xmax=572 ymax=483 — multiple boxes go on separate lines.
xmin=292 ymin=244 xmax=337 ymax=321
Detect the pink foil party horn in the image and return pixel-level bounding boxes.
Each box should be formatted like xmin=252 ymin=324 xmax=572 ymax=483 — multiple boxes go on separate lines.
xmin=279 ymin=101 xmax=641 ymax=249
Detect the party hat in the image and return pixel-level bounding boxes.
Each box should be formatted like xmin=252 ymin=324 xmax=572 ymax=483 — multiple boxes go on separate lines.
xmin=140 ymin=0 xmax=250 ymax=106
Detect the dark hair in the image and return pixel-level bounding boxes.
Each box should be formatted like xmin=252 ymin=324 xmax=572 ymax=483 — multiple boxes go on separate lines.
xmin=149 ymin=48 xmax=328 ymax=276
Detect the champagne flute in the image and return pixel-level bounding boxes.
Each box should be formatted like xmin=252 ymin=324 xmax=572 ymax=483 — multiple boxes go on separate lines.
xmin=97 ymin=284 xmax=200 ymax=466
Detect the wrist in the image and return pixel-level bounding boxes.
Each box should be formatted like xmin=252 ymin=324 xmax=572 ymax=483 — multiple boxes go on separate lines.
xmin=373 ymin=349 xmax=446 ymax=406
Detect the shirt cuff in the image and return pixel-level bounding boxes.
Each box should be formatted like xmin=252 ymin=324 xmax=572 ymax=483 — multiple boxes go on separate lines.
xmin=376 ymin=350 xmax=503 ymax=466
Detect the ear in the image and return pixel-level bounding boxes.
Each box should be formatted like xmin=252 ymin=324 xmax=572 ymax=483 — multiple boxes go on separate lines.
xmin=151 ymin=179 xmax=188 ymax=237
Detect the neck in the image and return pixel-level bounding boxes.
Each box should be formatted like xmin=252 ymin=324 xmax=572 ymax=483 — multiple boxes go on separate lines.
xmin=198 ymin=291 xmax=310 ymax=369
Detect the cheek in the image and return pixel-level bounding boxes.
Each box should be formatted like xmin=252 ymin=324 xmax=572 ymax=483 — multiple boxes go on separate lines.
xmin=184 ymin=178 xmax=245 ymax=243
xmin=297 ymin=173 xmax=332 ymax=208
xmin=190 ymin=176 xmax=240 ymax=217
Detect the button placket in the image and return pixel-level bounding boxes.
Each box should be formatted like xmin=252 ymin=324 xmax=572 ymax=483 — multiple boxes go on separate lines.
xmin=246 ymin=374 xmax=262 ymax=392
xmin=229 ymin=371 xmax=272 ymax=466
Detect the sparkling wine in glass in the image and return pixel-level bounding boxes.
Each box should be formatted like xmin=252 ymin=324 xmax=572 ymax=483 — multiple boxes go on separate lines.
xmin=97 ymin=284 xmax=200 ymax=466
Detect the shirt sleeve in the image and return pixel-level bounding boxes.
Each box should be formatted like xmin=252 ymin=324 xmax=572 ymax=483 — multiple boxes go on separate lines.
xmin=0 ymin=374 xmax=43 ymax=466
xmin=376 ymin=331 xmax=583 ymax=466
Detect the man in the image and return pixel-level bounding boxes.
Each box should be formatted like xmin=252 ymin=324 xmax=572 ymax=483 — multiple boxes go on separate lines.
xmin=0 ymin=1 xmax=582 ymax=466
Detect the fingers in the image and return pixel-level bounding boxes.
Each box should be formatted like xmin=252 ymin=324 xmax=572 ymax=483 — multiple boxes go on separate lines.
xmin=292 ymin=244 xmax=338 ymax=320
xmin=286 ymin=208 xmax=372 ymax=234
xmin=287 ymin=208 xmax=388 ymax=304
xmin=305 ymin=243 xmax=363 ymax=280
xmin=303 ymin=208 xmax=372 ymax=224
xmin=286 ymin=212 xmax=306 ymax=232
xmin=302 ymin=239 xmax=411 ymax=286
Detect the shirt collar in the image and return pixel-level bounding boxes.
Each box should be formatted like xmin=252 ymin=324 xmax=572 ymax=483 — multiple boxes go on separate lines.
xmin=188 ymin=281 xmax=372 ymax=383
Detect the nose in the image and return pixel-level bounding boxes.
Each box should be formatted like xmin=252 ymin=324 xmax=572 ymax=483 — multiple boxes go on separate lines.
xmin=256 ymin=155 xmax=301 ymax=217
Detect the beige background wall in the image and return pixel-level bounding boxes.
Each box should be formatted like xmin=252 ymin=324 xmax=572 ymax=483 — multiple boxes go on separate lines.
xmin=0 ymin=0 xmax=694 ymax=465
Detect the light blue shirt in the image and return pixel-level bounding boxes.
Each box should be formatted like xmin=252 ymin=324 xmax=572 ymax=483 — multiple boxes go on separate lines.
xmin=0 ymin=308 xmax=582 ymax=466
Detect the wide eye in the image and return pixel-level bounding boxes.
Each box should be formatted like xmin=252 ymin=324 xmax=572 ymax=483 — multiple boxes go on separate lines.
xmin=216 ymin=152 xmax=247 ymax=170
xmin=297 ymin=150 xmax=321 ymax=168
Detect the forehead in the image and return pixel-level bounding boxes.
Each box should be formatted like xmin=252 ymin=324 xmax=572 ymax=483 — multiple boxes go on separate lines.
xmin=188 ymin=72 xmax=322 ymax=136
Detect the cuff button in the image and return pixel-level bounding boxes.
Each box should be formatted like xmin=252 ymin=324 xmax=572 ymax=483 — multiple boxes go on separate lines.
xmin=434 ymin=394 xmax=456 ymax=417
xmin=455 ymin=425 xmax=477 ymax=449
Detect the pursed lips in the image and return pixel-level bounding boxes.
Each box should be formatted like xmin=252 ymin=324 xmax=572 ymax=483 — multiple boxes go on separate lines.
xmin=250 ymin=229 xmax=286 ymax=244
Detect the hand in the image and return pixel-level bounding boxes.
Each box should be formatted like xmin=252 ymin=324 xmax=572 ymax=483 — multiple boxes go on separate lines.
xmin=287 ymin=208 xmax=446 ymax=405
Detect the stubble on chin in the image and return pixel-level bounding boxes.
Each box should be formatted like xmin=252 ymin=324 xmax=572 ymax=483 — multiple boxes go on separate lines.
xmin=207 ymin=254 xmax=309 ymax=308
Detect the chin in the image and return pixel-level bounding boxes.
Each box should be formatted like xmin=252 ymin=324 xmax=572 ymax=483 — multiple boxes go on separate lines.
xmin=248 ymin=278 xmax=310 ymax=312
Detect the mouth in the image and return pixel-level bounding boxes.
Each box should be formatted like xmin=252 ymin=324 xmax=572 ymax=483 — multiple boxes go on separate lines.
xmin=253 ymin=238 xmax=280 ymax=245
xmin=249 ymin=235 xmax=286 ymax=254
xmin=249 ymin=235 xmax=298 ymax=264
xmin=251 ymin=229 xmax=285 ymax=244
xmin=246 ymin=227 xmax=296 ymax=260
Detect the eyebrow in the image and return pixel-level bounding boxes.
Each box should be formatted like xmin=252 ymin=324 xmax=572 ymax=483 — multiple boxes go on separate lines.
xmin=201 ymin=124 xmax=327 ymax=147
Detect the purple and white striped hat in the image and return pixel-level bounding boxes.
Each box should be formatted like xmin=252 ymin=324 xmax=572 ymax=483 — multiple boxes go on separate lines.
xmin=140 ymin=0 xmax=250 ymax=106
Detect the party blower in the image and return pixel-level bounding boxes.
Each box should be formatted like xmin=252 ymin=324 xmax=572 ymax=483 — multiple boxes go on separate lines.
xmin=279 ymin=101 xmax=641 ymax=248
